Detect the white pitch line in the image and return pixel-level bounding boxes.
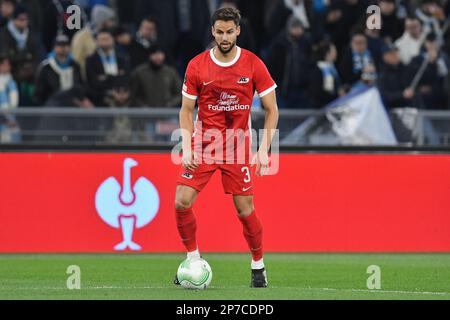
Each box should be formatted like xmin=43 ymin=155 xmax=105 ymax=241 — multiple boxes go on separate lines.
xmin=268 ymin=286 xmax=450 ymax=296
xmin=3 ymin=286 xmax=450 ymax=296
xmin=4 ymin=286 xmax=165 ymax=291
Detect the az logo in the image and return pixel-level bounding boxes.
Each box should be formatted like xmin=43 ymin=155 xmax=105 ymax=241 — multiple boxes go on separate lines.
xmin=238 ymin=77 xmax=250 ymax=84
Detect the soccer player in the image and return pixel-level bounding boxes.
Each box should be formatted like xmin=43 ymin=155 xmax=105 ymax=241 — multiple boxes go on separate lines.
xmin=174 ymin=7 xmax=279 ymax=288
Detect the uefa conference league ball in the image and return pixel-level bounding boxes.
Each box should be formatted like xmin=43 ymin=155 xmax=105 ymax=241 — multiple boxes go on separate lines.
xmin=177 ymin=258 xmax=213 ymax=290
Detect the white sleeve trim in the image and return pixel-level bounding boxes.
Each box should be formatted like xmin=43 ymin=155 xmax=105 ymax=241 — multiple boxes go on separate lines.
xmin=182 ymin=90 xmax=198 ymax=100
xmin=258 ymin=84 xmax=277 ymax=98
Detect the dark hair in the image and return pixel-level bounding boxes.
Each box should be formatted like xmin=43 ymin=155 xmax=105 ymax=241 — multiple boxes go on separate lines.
xmin=96 ymin=28 xmax=113 ymax=37
xmin=406 ymin=14 xmax=422 ymax=23
xmin=426 ymin=32 xmax=437 ymax=42
xmin=141 ymin=16 xmax=157 ymax=25
xmin=0 ymin=55 xmax=10 ymax=64
xmin=313 ymin=40 xmax=334 ymax=61
xmin=211 ymin=7 xmax=241 ymax=27
xmin=113 ymin=25 xmax=131 ymax=37
xmin=351 ymin=30 xmax=366 ymax=39
xmin=112 ymin=75 xmax=129 ymax=90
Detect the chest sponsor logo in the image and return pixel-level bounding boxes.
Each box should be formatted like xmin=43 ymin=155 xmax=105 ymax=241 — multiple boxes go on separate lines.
xmin=208 ymin=92 xmax=250 ymax=112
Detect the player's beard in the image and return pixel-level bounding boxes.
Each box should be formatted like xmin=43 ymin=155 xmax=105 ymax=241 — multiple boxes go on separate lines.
xmin=217 ymin=41 xmax=236 ymax=55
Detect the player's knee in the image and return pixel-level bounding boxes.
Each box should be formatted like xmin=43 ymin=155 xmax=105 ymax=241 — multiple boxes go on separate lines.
xmin=236 ymin=204 xmax=255 ymax=218
xmin=175 ymin=197 xmax=193 ymax=211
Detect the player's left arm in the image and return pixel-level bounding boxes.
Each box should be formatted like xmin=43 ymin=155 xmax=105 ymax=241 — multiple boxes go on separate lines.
xmin=252 ymin=56 xmax=279 ymax=176
xmin=255 ymin=90 xmax=279 ymax=176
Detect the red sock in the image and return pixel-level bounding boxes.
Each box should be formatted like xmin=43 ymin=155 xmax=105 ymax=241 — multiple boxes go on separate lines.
xmin=175 ymin=207 xmax=197 ymax=252
xmin=239 ymin=211 xmax=263 ymax=261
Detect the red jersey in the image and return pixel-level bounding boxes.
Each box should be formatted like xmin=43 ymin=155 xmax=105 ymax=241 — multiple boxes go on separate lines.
xmin=182 ymin=46 xmax=276 ymax=163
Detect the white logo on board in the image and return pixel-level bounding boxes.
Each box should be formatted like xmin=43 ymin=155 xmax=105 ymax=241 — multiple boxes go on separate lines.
xmin=95 ymin=158 xmax=160 ymax=251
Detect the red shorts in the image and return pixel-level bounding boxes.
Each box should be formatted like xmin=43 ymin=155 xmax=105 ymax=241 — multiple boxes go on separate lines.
xmin=177 ymin=163 xmax=254 ymax=195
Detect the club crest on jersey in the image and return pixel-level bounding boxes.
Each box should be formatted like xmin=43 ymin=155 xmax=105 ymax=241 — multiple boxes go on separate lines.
xmin=238 ymin=77 xmax=250 ymax=84
xmin=182 ymin=172 xmax=193 ymax=180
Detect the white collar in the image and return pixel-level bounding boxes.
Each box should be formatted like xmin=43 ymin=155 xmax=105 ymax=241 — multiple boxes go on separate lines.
xmin=210 ymin=46 xmax=241 ymax=67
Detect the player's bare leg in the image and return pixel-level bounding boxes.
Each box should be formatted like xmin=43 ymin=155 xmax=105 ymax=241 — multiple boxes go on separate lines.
xmin=233 ymin=195 xmax=267 ymax=288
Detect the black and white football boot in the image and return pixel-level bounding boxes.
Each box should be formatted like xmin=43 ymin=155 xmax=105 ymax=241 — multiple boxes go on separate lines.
xmin=251 ymin=268 xmax=268 ymax=288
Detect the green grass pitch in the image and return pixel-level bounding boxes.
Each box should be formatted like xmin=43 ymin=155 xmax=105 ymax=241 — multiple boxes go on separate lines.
xmin=1 ymin=253 xmax=450 ymax=300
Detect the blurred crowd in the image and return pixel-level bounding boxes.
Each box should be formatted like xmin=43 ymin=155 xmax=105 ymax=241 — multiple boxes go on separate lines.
xmin=1 ymin=0 xmax=450 ymax=140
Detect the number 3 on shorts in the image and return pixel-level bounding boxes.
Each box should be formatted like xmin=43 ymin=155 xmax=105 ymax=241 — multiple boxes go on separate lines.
xmin=242 ymin=166 xmax=251 ymax=183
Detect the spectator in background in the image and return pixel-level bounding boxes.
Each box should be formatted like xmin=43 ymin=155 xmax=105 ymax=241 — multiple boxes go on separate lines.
xmin=377 ymin=44 xmax=414 ymax=109
xmin=0 ymin=5 xmax=42 ymax=106
xmin=266 ymin=0 xmax=314 ymax=41
xmin=364 ymin=26 xmax=388 ymax=68
xmin=42 ymin=0 xmax=83 ymax=53
xmin=71 ymin=4 xmax=116 ymax=80
xmin=310 ymin=0 xmax=331 ymax=42
xmin=113 ymin=25 xmax=133 ymax=64
xmin=85 ymin=28 xmax=129 ymax=106
xmin=0 ymin=55 xmax=20 ymax=142
xmin=105 ymin=78 xmax=134 ymax=143
xmin=130 ymin=45 xmax=181 ymax=108
xmin=105 ymin=76 xmax=131 ymax=109
xmin=0 ymin=0 xmax=15 ymax=29
xmin=395 ymin=15 xmax=426 ymax=65
xmin=407 ymin=32 xmax=449 ymax=109
xmin=15 ymin=0 xmax=43 ymax=36
xmin=415 ymin=0 xmax=446 ymax=37
xmin=34 ymin=35 xmax=83 ymax=106
xmin=325 ymin=0 xmax=368 ymax=53
xmin=129 ymin=17 xmax=159 ymax=70
xmin=135 ymin=0 xmax=178 ymax=64
xmin=105 ymin=76 xmax=152 ymax=144
xmin=267 ymin=16 xmax=312 ymax=109
xmin=378 ymin=0 xmax=405 ymax=43
xmin=308 ymin=40 xmax=342 ymax=109
xmin=339 ymin=32 xmax=376 ymax=87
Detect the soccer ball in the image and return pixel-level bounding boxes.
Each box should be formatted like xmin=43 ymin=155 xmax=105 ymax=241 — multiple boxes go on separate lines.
xmin=177 ymin=258 xmax=213 ymax=290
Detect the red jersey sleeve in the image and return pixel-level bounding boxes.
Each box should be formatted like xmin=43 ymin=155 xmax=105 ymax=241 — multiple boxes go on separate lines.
xmin=253 ymin=56 xmax=277 ymax=98
xmin=182 ymin=59 xmax=199 ymax=100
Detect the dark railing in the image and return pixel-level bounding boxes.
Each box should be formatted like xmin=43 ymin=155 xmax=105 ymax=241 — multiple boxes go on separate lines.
xmin=1 ymin=107 xmax=449 ymax=147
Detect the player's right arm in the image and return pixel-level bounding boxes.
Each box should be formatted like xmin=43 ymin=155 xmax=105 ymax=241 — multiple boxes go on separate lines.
xmin=180 ymin=59 xmax=200 ymax=171
xmin=179 ymin=96 xmax=198 ymax=171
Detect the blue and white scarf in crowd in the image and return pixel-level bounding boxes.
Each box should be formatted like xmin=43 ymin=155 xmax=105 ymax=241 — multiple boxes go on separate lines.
xmin=46 ymin=51 xmax=75 ymax=91
xmin=0 ymin=74 xmax=19 ymax=111
xmin=7 ymin=20 xmax=29 ymax=50
xmin=0 ymin=74 xmax=19 ymax=142
xmin=318 ymin=61 xmax=339 ymax=93
xmin=284 ymin=0 xmax=310 ymax=29
xmin=352 ymin=50 xmax=372 ymax=73
xmin=98 ymin=49 xmax=118 ymax=76
xmin=415 ymin=8 xmax=441 ymax=37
